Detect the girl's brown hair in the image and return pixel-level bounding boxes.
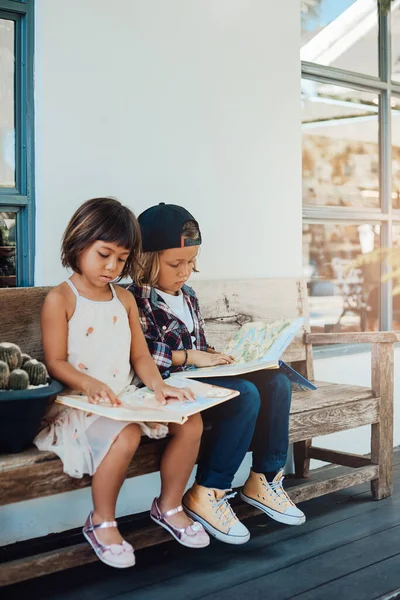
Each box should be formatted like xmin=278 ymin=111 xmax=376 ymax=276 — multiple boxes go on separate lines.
xmin=61 ymin=197 xmax=141 ymax=280
xmin=134 ymin=219 xmax=200 ymax=286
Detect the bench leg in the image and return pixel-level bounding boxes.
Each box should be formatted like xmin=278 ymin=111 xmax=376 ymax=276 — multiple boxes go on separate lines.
xmin=293 ymin=440 xmax=311 ymax=478
xmin=371 ymin=343 xmax=394 ymax=500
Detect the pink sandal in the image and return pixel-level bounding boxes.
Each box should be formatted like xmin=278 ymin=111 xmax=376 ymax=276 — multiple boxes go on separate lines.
xmin=150 ymin=497 xmax=210 ymax=548
xmin=82 ymin=511 xmax=136 ymax=568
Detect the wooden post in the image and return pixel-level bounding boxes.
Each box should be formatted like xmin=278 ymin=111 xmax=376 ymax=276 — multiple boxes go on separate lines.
xmin=371 ymin=342 xmax=394 ymax=499
xmin=292 ymin=349 xmax=314 ymax=478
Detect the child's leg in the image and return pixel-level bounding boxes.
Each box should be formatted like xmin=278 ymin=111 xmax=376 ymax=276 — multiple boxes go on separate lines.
xmin=92 ymin=423 xmax=142 ymax=545
xmin=158 ymin=413 xmax=203 ymax=528
xmin=241 ymin=371 xmax=305 ymax=525
xmin=247 ymin=370 xmax=292 ymax=474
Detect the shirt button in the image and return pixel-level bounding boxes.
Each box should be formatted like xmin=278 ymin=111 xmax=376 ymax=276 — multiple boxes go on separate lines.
xmin=162 ymin=326 xmax=167 ymax=331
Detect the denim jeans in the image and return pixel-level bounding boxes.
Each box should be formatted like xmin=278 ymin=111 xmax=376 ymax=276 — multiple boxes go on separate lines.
xmin=194 ymin=370 xmax=292 ymax=490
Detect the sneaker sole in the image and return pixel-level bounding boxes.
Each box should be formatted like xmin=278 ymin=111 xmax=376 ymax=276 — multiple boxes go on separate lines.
xmin=182 ymin=505 xmax=250 ymax=545
xmin=239 ymin=492 xmax=306 ymax=526
xmin=149 ymin=514 xmax=210 ymax=549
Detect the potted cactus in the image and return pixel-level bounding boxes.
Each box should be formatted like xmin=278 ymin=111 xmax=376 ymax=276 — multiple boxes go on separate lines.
xmin=0 ymin=342 xmax=63 ymax=453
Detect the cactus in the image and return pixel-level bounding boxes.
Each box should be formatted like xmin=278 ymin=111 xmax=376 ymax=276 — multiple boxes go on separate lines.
xmin=21 ymin=353 xmax=32 ymax=366
xmin=9 ymin=369 xmax=29 ymax=390
xmin=0 ymin=342 xmax=22 ymax=370
xmin=22 ymin=359 xmax=48 ymax=386
xmin=0 ymin=360 xmax=10 ymax=390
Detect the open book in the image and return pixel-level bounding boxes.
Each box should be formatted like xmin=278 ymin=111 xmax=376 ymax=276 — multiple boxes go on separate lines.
xmin=55 ymin=377 xmax=240 ymax=424
xmin=172 ymin=317 xmax=316 ymax=390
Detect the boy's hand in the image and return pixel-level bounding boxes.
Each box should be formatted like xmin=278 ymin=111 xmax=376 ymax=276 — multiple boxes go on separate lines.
xmin=188 ymin=350 xmax=234 ymax=368
xmin=83 ymin=377 xmax=121 ymax=406
xmin=153 ymin=382 xmax=196 ymax=406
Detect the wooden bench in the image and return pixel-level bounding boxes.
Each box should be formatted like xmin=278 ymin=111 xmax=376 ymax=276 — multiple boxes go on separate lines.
xmin=0 ymin=278 xmax=395 ymax=586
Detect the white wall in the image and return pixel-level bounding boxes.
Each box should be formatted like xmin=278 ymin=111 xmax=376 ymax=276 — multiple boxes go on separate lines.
xmin=0 ymin=0 xmax=302 ymax=544
xmin=34 ymin=0 xmax=302 ymax=285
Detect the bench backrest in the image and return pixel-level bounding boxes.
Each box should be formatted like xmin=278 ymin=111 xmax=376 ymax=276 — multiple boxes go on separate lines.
xmin=0 ymin=278 xmax=312 ymax=375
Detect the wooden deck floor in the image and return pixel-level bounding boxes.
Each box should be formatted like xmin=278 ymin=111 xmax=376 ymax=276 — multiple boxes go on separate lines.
xmin=3 ymin=450 xmax=400 ymax=600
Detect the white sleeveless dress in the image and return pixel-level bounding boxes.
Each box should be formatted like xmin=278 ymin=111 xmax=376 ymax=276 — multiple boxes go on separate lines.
xmin=34 ymin=279 xmax=168 ymax=478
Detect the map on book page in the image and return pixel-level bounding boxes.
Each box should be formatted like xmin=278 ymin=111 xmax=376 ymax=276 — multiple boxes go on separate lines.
xmin=174 ymin=317 xmax=305 ymax=379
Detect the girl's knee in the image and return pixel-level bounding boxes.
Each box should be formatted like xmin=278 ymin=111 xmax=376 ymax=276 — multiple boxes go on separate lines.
xmin=185 ymin=413 xmax=204 ymax=440
xmin=115 ymin=423 xmax=141 ymax=455
xmin=174 ymin=413 xmax=203 ymax=441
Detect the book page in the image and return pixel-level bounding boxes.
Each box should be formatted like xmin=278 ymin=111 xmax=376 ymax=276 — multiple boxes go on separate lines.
xmin=223 ymin=317 xmax=304 ymax=363
xmin=56 ymin=378 xmax=239 ymax=423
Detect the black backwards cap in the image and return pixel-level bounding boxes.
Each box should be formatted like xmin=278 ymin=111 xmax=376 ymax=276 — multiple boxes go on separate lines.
xmin=138 ymin=203 xmax=202 ymax=252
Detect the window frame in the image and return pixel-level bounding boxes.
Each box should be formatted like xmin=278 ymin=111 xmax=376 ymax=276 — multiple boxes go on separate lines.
xmin=301 ymin=8 xmax=400 ymax=336
xmin=0 ymin=0 xmax=34 ymax=286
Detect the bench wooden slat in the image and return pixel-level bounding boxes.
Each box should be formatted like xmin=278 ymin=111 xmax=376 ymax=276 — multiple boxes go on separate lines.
xmin=289 ymin=397 xmax=379 ymax=442
xmin=291 ymin=382 xmax=375 ymax=413
xmin=0 ymin=439 xmax=168 ymax=506
xmin=0 ymin=287 xmax=51 ymax=361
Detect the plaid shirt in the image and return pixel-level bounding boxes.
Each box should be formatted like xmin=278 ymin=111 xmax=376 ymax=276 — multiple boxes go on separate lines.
xmin=128 ymin=282 xmax=208 ymax=378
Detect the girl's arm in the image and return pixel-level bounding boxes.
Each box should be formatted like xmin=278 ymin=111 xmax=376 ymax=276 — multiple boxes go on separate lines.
xmin=41 ymin=288 xmax=120 ymax=405
xmin=121 ymin=290 xmax=195 ymax=404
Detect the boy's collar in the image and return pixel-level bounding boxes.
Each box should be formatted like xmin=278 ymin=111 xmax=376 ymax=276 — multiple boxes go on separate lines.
xmin=130 ymin=282 xmax=195 ymax=301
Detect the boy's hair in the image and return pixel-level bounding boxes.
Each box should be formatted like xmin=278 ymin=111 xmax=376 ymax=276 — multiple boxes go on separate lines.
xmin=134 ymin=220 xmax=200 ymax=286
xmin=61 ymin=197 xmax=141 ymax=280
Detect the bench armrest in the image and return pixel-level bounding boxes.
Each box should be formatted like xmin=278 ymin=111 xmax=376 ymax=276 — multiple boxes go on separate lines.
xmin=305 ymin=332 xmax=399 ymax=345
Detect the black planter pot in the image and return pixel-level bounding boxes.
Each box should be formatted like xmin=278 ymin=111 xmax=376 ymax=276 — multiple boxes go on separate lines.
xmin=0 ymin=379 xmax=64 ymax=454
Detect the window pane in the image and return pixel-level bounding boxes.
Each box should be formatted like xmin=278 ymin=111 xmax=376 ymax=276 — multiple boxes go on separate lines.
xmin=392 ymin=225 xmax=400 ymax=328
xmin=392 ymin=7 xmax=400 ymax=83
xmin=392 ymin=96 xmax=400 ymax=208
xmin=301 ymin=1 xmax=378 ymax=77
xmin=0 ymin=211 xmax=16 ymax=287
xmin=303 ymin=222 xmax=380 ymax=332
xmin=0 ymin=19 xmax=15 ymax=188
xmin=302 ymin=81 xmax=379 ymax=207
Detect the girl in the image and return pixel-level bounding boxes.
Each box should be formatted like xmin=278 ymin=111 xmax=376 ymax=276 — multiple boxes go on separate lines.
xmin=34 ymin=198 xmax=209 ymax=570
xmin=130 ymin=202 xmax=306 ymax=546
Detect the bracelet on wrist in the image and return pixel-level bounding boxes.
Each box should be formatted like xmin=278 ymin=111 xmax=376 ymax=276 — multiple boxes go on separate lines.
xmin=181 ymin=348 xmax=188 ymax=368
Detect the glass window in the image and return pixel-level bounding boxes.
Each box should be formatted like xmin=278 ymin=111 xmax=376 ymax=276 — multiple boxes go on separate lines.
xmin=392 ymin=6 xmax=400 ymax=83
xmin=392 ymin=225 xmax=400 ymax=328
xmin=301 ymin=0 xmax=378 ymax=77
xmin=0 ymin=18 xmax=15 ymax=188
xmin=302 ymin=81 xmax=380 ymax=208
xmin=303 ymin=222 xmax=380 ymax=332
xmin=392 ymin=96 xmax=400 ymax=208
xmin=0 ymin=211 xmax=16 ymax=287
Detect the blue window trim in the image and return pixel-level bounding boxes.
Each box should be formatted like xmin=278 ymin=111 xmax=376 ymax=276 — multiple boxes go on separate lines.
xmin=0 ymin=0 xmax=34 ymax=286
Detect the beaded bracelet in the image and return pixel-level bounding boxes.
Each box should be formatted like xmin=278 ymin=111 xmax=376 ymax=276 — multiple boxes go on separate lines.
xmin=181 ymin=348 xmax=189 ymax=368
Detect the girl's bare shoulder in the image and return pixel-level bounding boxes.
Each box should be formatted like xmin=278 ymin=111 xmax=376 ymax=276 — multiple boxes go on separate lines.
xmin=43 ymin=282 xmax=76 ymax=315
xmin=113 ymin=284 xmax=136 ymax=311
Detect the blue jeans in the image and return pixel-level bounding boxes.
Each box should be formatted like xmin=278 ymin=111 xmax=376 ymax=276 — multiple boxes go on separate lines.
xmin=194 ymin=370 xmax=292 ymax=490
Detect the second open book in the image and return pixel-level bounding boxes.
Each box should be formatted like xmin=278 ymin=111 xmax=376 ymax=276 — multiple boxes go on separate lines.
xmin=173 ymin=317 xmax=315 ymax=390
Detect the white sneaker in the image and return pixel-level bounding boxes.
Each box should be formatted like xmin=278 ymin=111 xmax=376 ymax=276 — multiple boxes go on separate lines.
xmin=240 ymin=470 xmax=306 ymax=526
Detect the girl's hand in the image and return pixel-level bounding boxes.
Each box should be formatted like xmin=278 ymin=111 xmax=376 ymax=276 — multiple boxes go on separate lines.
xmin=188 ymin=350 xmax=234 ymax=368
xmin=83 ymin=377 xmax=121 ymax=406
xmin=153 ymin=382 xmax=196 ymax=406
